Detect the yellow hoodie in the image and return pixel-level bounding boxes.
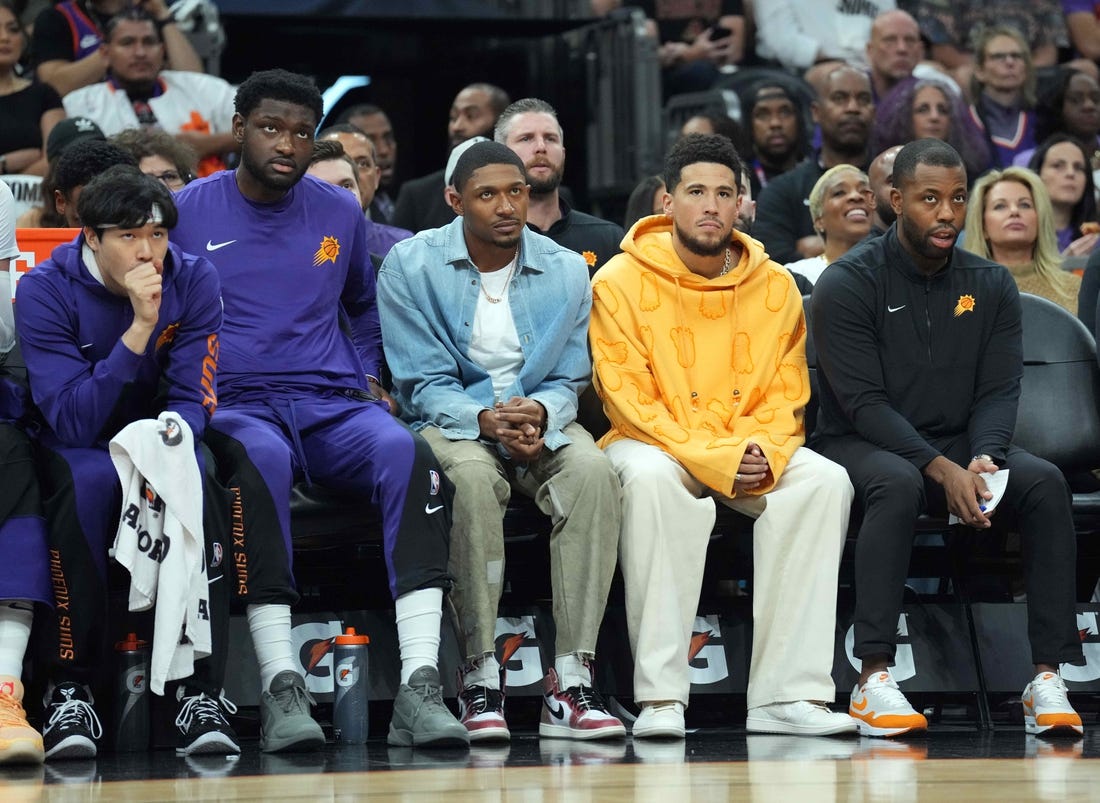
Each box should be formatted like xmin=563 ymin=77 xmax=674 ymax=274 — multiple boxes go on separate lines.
xmin=590 ymin=215 xmax=808 ymax=497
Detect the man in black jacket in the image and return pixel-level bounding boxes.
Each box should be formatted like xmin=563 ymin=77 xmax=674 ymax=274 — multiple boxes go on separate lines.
xmin=753 ymin=66 xmax=873 ymax=266
xmin=812 ymin=138 xmax=1084 ymax=739
xmin=392 ymin=84 xmax=509 ymax=233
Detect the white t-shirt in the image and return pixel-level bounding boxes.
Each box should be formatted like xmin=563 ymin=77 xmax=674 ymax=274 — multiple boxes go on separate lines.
xmin=467 ymin=257 xmax=524 ymax=399
xmin=63 ymin=70 xmax=236 ymax=139
xmin=786 ymin=254 xmax=828 ymax=286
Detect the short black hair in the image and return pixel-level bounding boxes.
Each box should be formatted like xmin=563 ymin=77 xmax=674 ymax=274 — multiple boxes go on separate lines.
xmin=663 ymin=133 xmax=745 ymax=193
xmin=234 ymin=69 xmax=323 ymax=126
xmin=103 ymin=7 xmax=160 ymax=43
xmin=892 ymin=138 xmax=965 ymax=191
xmin=465 ymin=83 xmax=511 ymax=119
xmin=55 ymin=140 xmax=137 ymax=194
xmin=78 ymin=165 xmax=178 ymax=236
xmin=451 ymin=140 xmax=525 ymax=193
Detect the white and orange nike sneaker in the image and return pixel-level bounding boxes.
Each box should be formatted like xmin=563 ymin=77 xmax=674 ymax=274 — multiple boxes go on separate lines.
xmin=1022 ymin=671 xmax=1083 ymax=737
xmin=849 ymin=670 xmax=928 ymax=738
xmin=0 ymin=677 xmax=44 ymax=764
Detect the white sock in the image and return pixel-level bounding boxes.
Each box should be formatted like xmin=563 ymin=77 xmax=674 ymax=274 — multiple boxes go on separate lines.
xmin=462 ymin=654 xmax=501 ymax=690
xmin=555 ymin=653 xmax=592 ymax=690
xmin=0 ymin=601 xmax=32 ymax=680
xmin=246 ymin=603 xmax=297 ymax=691
xmin=394 ymin=588 xmax=443 ymax=685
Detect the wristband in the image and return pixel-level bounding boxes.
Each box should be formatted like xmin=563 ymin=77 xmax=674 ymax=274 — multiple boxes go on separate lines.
xmin=0 ymin=155 xmax=7 ymax=175
xmin=155 ymin=17 xmax=176 ymax=31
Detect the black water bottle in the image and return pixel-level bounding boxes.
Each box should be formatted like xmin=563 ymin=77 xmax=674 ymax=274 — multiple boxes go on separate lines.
xmin=114 ymin=633 xmax=150 ymax=752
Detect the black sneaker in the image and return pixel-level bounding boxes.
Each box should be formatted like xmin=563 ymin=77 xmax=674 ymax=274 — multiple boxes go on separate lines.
xmin=174 ymin=688 xmax=241 ymax=756
xmin=42 ymin=683 xmax=101 ymax=761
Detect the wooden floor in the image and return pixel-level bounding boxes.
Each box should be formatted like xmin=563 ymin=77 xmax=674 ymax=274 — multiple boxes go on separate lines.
xmin=9 ymin=758 xmax=1100 ymax=802
xmin=5 ymin=732 xmax=1100 ymax=801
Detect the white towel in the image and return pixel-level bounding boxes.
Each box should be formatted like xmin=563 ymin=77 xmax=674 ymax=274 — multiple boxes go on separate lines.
xmin=110 ymin=412 xmax=211 ymax=695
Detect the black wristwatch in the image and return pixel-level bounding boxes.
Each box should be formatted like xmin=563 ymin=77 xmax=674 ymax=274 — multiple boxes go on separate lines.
xmin=155 ymin=17 xmax=176 ymax=32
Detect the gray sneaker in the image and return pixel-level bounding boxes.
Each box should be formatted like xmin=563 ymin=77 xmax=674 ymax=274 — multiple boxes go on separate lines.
xmin=387 ymin=666 xmax=470 ymax=748
xmin=259 ymin=671 xmax=325 ymax=753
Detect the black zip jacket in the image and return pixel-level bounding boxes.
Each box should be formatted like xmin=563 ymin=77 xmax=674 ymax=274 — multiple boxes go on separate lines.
xmin=810 ymin=225 xmax=1022 ymax=469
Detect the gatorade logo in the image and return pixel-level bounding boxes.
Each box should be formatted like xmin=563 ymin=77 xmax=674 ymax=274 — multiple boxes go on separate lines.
xmin=125 ymin=666 xmax=147 ymax=695
xmin=336 ymin=658 xmax=358 ymax=687
xmin=1061 ymin=613 xmax=1100 ymax=683
xmin=494 ymin=615 xmax=543 ymax=688
xmin=292 ymin=620 xmax=344 ymax=694
xmin=688 ymin=615 xmax=728 ymax=685
xmin=845 ymin=613 xmax=916 ymax=681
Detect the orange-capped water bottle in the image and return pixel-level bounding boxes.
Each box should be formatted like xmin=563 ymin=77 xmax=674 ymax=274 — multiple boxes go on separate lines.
xmin=332 ymin=627 xmax=370 ymax=744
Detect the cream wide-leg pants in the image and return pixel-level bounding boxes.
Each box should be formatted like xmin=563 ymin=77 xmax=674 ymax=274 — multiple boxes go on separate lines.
xmin=603 ymin=439 xmax=852 ymax=710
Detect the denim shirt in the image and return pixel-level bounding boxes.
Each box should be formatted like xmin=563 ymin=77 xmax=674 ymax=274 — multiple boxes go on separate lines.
xmin=377 ymin=216 xmax=592 ymax=451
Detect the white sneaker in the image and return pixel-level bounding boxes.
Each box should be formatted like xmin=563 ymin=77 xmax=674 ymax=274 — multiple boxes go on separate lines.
xmin=633 ymin=702 xmax=686 ymax=739
xmin=850 ymin=671 xmax=928 ymax=737
xmin=745 ymin=701 xmax=857 ymax=736
xmin=1022 ymin=672 xmax=1083 ymax=736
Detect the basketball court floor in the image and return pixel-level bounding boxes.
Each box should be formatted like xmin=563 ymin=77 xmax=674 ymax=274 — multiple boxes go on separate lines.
xmin=4 ymin=727 xmax=1099 ymax=801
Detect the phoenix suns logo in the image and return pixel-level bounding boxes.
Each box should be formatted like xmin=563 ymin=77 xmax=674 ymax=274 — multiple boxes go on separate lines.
xmin=313 ymin=235 xmax=341 ymax=266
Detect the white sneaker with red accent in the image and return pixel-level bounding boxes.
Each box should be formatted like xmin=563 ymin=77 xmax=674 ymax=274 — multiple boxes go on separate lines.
xmin=1022 ymin=672 xmax=1083 ymax=737
xmin=849 ymin=671 xmax=928 ymax=738
xmin=457 ymin=680 xmax=510 ymax=742
xmin=538 ymin=668 xmax=625 ymax=741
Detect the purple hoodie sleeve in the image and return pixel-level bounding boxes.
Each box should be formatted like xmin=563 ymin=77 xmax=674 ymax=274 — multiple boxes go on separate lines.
xmin=15 ymin=268 xmax=146 ymax=447
xmin=338 ymin=213 xmax=383 ymax=379
xmin=161 ymin=253 xmax=222 ymax=441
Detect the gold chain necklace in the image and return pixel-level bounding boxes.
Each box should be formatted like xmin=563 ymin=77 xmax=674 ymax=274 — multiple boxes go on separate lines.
xmin=479 ymin=258 xmax=517 ymax=304
xmin=717 ymin=247 xmax=732 ymax=276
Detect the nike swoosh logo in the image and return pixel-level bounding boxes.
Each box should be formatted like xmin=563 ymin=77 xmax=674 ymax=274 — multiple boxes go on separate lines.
xmin=206 ymin=239 xmax=237 ymax=252
xmin=546 ymin=699 xmax=565 ymax=720
xmin=887 ymin=305 xmax=906 ymax=312
xmin=851 ymin=697 xmax=869 ymax=712
xmin=425 ymin=504 xmax=444 ymax=514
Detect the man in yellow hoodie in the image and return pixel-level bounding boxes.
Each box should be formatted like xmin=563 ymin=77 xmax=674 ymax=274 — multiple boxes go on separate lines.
xmin=590 ymin=133 xmax=856 ymax=739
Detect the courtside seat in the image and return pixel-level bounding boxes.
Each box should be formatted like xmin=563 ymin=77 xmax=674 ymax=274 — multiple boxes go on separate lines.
xmin=1015 ymin=293 xmax=1100 ymax=521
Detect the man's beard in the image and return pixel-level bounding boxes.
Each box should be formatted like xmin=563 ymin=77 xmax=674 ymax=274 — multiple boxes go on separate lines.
xmin=674 ymin=221 xmax=730 ymax=257
xmin=526 ymin=167 xmax=563 ymax=196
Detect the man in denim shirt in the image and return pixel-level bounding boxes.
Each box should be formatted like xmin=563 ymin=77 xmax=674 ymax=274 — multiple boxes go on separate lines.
xmin=378 ymin=141 xmax=624 ymax=744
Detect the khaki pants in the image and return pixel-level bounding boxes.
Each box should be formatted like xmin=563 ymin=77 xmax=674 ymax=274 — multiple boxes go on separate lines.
xmin=421 ymin=423 xmax=621 ymax=661
xmin=603 ymin=439 xmax=852 ymax=710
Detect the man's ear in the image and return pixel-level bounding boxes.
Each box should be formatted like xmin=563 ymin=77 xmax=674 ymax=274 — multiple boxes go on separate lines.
xmin=232 ymin=112 xmax=245 ymax=144
xmin=445 ymin=186 xmax=464 ymax=216
xmin=890 ymin=186 xmax=903 ymax=217
xmin=83 ymin=226 xmax=100 ymax=251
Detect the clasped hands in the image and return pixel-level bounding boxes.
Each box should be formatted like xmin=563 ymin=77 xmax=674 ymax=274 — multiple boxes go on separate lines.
xmin=478 ymin=397 xmax=546 ymax=462
xmin=734 ymin=442 xmax=771 ymax=491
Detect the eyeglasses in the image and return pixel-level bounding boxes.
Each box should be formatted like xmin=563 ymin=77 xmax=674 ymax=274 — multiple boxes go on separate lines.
xmin=148 ymin=170 xmax=186 ymax=189
xmin=986 ymin=51 xmax=1026 ymax=63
